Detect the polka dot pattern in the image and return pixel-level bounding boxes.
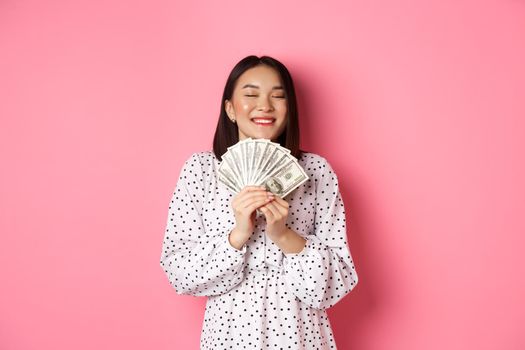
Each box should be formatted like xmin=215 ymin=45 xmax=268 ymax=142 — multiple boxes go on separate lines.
xmin=160 ymin=150 xmax=358 ymax=349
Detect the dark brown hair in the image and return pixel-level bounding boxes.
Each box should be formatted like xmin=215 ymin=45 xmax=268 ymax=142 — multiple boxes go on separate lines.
xmin=212 ymin=55 xmax=303 ymax=161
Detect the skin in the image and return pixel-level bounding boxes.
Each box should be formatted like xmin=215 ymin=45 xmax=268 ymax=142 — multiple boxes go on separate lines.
xmin=225 ymin=65 xmax=307 ymax=254
xmin=224 ymin=64 xmax=288 ymax=142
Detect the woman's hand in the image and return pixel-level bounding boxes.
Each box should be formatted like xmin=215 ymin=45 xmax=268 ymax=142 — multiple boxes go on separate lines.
xmin=259 ymin=195 xmax=290 ymax=241
xmin=231 ymin=186 xmax=275 ymax=237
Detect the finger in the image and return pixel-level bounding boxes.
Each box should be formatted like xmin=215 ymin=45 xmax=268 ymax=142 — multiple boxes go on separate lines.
xmin=241 ymin=185 xmax=267 ymax=193
xmin=270 ymin=196 xmax=289 ymax=214
xmin=266 ymin=202 xmax=283 ymax=219
xmin=272 ymin=200 xmax=288 ymax=216
xmin=241 ymin=195 xmax=272 ymax=210
xmin=233 ymin=186 xmax=267 ymax=206
xmin=262 ymin=201 xmax=281 ymax=221
xmin=271 ymin=195 xmax=287 ymax=206
xmin=238 ymin=187 xmax=268 ymax=201
xmin=244 ymin=198 xmax=273 ymax=214
xmin=237 ymin=192 xmax=272 ymax=208
xmin=259 ymin=205 xmax=273 ymax=221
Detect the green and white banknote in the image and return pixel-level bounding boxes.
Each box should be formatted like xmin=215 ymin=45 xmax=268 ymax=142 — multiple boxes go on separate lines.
xmin=218 ymin=138 xmax=309 ymax=199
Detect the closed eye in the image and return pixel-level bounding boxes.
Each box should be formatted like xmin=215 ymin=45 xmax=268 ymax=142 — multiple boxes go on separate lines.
xmin=245 ymin=95 xmax=286 ymax=98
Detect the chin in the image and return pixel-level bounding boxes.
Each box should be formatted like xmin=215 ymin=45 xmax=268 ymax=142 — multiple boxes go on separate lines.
xmin=248 ymin=129 xmax=271 ymax=138
xmin=257 ymin=133 xmax=279 ymax=141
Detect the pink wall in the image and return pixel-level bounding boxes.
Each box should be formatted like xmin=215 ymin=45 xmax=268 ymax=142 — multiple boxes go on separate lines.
xmin=1 ymin=0 xmax=524 ymax=349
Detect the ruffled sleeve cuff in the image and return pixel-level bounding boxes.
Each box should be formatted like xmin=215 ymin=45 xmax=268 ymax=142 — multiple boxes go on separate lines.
xmin=223 ymin=224 xmax=248 ymax=255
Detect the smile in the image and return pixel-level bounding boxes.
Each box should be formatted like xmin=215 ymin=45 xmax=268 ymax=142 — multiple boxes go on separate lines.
xmin=251 ymin=117 xmax=275 ymax=126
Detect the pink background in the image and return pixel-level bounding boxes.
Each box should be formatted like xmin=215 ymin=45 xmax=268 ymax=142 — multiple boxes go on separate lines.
xmin=1 ymin=0 xmax=524 ymax=349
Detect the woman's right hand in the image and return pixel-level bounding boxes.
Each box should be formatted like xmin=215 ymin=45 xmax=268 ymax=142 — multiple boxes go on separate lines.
xmin=229 ymin=186 xmax=274 ymax=248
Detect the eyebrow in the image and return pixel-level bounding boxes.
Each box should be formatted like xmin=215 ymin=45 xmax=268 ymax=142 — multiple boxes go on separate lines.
xmin=241 ymin=84 xmax=284 ymax=90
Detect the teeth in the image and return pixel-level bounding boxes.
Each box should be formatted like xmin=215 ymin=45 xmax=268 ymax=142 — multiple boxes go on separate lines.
xmin=253 ymin=119 xmax=274 ymax=124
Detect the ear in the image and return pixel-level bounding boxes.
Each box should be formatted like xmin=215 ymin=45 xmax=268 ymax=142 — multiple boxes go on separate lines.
xmin=224 ymin=99 xmax=235 ymax=118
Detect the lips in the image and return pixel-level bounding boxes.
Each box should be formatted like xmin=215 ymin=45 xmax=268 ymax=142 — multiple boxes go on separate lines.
xmin=251 ymin=116 xmax=275 ymax=125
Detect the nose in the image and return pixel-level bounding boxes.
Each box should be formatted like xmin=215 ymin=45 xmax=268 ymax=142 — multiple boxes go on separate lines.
xmin=257 ymin=95 xmax=274 ymax=111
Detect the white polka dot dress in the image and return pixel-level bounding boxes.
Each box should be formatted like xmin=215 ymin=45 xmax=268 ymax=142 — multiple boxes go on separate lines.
xmin=160 ymin=150 xmax=359 ymax=349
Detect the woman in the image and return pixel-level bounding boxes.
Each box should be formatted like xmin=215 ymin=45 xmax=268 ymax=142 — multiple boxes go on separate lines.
xmin=160 ymin=55 xmax=359 ymax=349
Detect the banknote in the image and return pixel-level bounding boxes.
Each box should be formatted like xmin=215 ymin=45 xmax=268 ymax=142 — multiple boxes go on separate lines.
xmin=218 ymin=138 xmax=309 ymax=198
xmin=258 ymin=156 xmax=309 ymax=198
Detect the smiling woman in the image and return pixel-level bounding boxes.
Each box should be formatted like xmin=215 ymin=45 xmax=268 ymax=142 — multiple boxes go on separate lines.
xmin=159 ymin=55 xmax=359 ymax=349
xmin=224 ymin=68 xmax=288 ymax=140
xmin=214 ymin=56 xmax=302 ymax=160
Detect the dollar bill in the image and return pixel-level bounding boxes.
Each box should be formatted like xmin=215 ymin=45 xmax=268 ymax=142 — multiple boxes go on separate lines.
xmin=258 ymin=156 xmax=309 ymax=198
xmin=245 ymin=139 xmax=255 ymax=185
xmin=254 ymin=146 xmax=289 ymax=185
xmin=217 ymin=158 xmax=241 ymax=192
xmin=225 ymin=142 xmax=245 ymax=187
xmin=249 ymin=139 xmax=269 ymax=185
xmin=218 ymin=138 xmax=309 ymax=198
xmin=222 ymin=152 xmax=242 ymax=189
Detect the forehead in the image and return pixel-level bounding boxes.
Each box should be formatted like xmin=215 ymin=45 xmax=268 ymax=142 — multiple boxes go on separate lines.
xmin=235 ymin=65 xmax=282 ymax=88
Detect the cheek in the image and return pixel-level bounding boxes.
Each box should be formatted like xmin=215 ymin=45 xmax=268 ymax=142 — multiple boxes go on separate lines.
xmin=277 ymin=108 xmax=288 ymax=122
xmin=236 ymin=98 xmax=255 ymax=111
xmin=277 ymin=103 xmax=287 ymax=115
xmin=240 ymin=103 xmax=252 ymax=112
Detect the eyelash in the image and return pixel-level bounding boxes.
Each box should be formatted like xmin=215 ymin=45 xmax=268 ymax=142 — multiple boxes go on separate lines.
xmin=245 ymin=95 xmax=286 ymax=98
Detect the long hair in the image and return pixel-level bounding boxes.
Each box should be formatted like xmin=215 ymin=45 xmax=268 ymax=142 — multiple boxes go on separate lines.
xmin=212 ymin=55 xmax=303 ymax=161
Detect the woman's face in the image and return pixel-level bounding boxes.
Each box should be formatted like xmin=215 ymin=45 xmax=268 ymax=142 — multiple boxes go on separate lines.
xmin=225 ymin=65 xmax=288 ymax=142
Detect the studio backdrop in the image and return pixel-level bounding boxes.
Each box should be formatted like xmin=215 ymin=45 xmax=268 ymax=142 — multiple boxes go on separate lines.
xmin=1 ymin=0 xmax=524 ymax=349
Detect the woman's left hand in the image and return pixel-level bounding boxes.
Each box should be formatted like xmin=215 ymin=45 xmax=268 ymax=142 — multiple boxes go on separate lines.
xmin=259 ymin=195 xmax=290 ymax=241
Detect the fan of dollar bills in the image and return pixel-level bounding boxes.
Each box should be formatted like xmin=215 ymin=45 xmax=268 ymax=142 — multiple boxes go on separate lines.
xmin=218 ymin=138 xmax=309 ymax=198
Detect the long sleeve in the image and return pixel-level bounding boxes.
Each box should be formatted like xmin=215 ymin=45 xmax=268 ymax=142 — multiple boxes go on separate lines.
xmin=282 ymin=157 xmax=359 ymax=310
xmin=159 ymin=153 xmax=247 ymax=297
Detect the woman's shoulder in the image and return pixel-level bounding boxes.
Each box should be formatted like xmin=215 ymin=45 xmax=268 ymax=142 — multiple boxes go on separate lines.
xmin=184 ymin=150 xmax=217 ymax=162
xmin=298 ymin=150 xmax=326 ymax=162
xmin=298 ymin=150 xmax=332 ymax=171
xmin=298 ymin=151 xmax=335 ymax=178
xmin=180 ymin=150 xmax=218 ymax=172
